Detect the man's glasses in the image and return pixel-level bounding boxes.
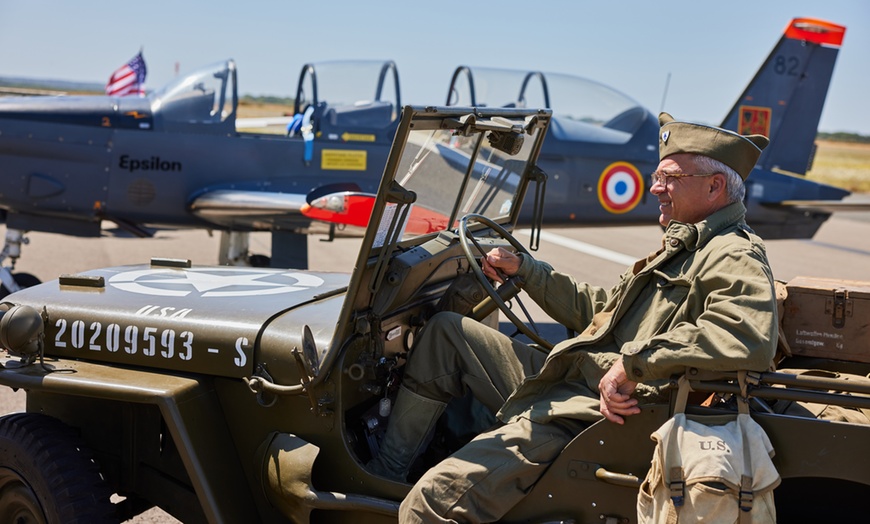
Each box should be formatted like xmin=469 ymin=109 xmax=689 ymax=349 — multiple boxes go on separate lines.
xmin=649 ymin=171 xmax=718 ymax=187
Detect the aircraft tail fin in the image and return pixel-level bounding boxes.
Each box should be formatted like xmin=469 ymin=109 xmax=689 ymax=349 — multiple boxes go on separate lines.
xmin=720 ymin=18 xmax=845 ymax=175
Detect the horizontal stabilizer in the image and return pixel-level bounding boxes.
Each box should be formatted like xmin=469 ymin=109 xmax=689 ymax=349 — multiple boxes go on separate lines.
xmin=774 ymin=200 xmax=870 ymax=214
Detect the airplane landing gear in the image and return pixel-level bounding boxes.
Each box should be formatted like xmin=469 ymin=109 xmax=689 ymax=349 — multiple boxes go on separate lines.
xmin=0 ymin=229 xmax=41 ymax=297
xmin=217 ymin=230 xmax=308 ymax=269
xmin=218 ymin=231 xmax=272 ymax=268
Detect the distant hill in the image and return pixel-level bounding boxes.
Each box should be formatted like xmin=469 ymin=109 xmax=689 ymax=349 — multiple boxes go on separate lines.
xmin=817 ymin=131 xmax=870 ymax=144
xmin=0 ymin=76 xmax=104 ymax=94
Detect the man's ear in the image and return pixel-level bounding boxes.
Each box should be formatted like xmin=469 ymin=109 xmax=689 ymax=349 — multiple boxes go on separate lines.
xmin=708 ymin=173 xmax=727 ymax=199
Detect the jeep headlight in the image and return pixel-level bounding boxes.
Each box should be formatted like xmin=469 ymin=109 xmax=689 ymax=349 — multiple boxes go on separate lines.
xmin=0 ymin=304 xmax=44 ymax=364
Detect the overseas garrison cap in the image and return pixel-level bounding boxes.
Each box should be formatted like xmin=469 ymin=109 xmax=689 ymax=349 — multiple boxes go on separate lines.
xmin=658 ymin=112 xmax=769 ymax=180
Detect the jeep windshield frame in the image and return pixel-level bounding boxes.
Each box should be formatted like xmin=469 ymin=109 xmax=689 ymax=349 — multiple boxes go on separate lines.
xmin=324 ymin=105 xmax=551 ymax=374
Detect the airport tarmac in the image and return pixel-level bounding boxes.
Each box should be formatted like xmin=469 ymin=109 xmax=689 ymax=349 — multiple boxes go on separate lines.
xmin=0 ymin=208 xmax=868 ymax=522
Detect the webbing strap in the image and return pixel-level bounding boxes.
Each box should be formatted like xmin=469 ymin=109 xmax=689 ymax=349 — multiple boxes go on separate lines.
xmin=737 ymin=371 xmax=751 ymax=415
xmin=737 ymin=371 xmax=756 ymax=521
xmin=667 ymin=376 xmax=692 ymax=509
xmin=673 ymin=375 xmax=692 ymax=414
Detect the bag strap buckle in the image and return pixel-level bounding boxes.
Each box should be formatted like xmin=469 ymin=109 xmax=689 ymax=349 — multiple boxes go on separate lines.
xmin=739 ymin=475 xmax=754 ymax=512
xmin=669 ymin=466 xmax=685 ymax=507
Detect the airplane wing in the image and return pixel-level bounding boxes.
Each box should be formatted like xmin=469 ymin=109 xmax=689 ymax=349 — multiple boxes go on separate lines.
xmin=189 ymin=189 xmax=395 ymax=236
xmin=189 ymin=190 xmax=310 ymax=228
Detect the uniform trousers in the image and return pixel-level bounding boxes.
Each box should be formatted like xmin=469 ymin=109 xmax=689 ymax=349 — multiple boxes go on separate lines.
xmin=398 ymin=312 xmax=587 ymax=523
xmin=401 ymin=311 xmax=546 ymax=411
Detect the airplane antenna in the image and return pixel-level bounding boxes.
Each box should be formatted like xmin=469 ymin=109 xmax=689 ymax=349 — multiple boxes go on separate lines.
xmin=659 ymin=72 xmax=671 ymax=113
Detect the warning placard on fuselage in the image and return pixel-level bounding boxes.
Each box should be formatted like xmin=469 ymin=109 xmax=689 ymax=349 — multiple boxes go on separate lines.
xmin=322 ymin=149 xmax=367 ymax=171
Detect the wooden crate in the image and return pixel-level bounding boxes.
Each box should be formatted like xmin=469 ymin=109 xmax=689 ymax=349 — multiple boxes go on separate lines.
xmin=781 ymin=276 xmax=870 ymax=363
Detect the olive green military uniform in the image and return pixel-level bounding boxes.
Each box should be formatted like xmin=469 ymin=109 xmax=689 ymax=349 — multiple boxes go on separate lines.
xmin=399 ymin=200 xmax=778 ymax=523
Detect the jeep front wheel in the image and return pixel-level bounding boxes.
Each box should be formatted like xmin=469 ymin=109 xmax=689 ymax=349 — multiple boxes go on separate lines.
xmin=0 ymin=413 xmax=117 ymax=524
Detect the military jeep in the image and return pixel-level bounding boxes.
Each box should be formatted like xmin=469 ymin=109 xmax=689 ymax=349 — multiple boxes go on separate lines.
xmin=0 ymin=106 xmax=867 ymax=524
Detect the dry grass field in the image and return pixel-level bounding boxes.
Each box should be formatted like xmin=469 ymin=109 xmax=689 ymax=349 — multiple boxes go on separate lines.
xmin=807 ymin=140 xmax=870 ymax=192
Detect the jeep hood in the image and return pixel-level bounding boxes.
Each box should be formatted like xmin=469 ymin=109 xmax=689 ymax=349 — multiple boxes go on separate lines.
xmin=8 ymin=263 xmax=349 ymax=378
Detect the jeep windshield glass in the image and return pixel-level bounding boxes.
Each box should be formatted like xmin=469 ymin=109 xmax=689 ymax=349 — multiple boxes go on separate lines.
xmin=372 ymin=115 xmax=541 ymax=245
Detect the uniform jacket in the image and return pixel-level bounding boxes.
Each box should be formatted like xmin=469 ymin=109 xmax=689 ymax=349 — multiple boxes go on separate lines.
xmin=498 ymin=202 xmax=777 ymax=423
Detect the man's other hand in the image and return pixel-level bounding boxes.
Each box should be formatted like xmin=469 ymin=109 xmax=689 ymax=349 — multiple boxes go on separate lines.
xmin=598 ymin=358 xmax=640 ymax=424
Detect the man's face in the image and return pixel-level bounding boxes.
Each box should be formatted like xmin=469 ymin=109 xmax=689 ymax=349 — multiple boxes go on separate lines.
xmin=649 ymin=154 xmax=723 ymax=227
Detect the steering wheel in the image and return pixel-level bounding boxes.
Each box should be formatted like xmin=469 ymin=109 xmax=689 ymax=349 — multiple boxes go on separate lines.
xmin=458 ymin=214 xmax=553 ymax=350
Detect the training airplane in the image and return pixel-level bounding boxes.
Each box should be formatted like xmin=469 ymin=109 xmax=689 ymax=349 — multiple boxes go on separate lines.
xmin=0 ymin=59 xmax=402 ymax=293
xmin=307 ymin=17 xmax=855 ymax=242
xmin=0 ymin=17 xmax=853 ymax=295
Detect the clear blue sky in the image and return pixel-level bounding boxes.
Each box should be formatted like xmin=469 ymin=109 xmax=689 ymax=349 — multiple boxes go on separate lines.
xmin=2 ymin=0 xmax=868 ymax=133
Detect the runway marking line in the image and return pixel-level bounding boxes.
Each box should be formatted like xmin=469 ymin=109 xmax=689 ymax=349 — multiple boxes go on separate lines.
xmin=516 ymin=229 xmax=638 ymax=266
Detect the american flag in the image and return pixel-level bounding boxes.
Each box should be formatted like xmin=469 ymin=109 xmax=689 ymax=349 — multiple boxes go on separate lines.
xmin=105 ymin=52 xmax=147 ymax=97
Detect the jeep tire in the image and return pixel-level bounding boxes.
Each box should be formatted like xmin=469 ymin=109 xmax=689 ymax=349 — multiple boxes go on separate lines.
xmin=0 ymin=413 xmax=117 ymax=524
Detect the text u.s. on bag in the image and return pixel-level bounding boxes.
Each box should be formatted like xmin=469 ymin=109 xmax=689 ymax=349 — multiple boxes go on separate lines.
xmin=637 ymin=373 xmax=780 ymax=524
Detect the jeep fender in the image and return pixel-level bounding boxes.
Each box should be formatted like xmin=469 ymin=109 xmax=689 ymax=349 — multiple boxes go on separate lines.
xmin=0 ymin=355 xmax=257 ymax=523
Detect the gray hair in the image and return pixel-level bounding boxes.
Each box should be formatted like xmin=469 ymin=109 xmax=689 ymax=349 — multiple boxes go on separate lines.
xmin=692 ymin=155 xmax=745 ymax=203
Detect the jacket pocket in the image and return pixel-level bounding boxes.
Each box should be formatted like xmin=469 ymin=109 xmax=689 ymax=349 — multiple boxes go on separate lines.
xmin=615 ymin=271 xmax=690 ymax=345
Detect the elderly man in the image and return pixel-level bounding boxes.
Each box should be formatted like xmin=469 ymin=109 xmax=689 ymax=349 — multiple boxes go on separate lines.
xmin=372 ymin=112 xmax=777 ymax=523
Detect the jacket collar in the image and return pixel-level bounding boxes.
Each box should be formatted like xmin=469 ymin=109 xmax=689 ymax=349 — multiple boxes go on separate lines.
xmin=664 ymin=201 xmax=747 ymax=251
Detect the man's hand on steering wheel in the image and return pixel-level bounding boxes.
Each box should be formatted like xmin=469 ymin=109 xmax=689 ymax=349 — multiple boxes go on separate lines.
xmin=459 ymin=214 xmax=553 ymax=350
xmin=481 ymin=247 xmax=521 ymax=284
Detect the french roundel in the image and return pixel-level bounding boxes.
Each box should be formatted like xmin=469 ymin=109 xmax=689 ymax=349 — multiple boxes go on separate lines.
xmin=597 ymin=161 xmax=644 ymax=214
